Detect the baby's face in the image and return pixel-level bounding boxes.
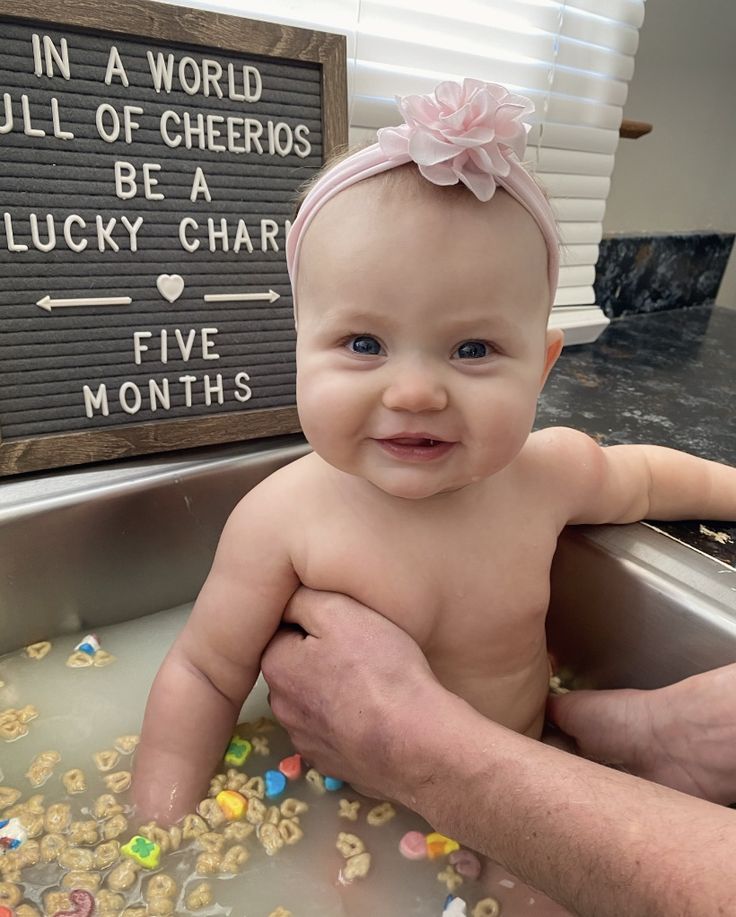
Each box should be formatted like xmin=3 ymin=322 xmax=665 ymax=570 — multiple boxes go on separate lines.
xmin=294 ymin=180 xmax=561 ymax=499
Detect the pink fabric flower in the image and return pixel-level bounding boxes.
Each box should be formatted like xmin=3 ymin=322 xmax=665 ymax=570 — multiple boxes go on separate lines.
xmin=377 ymin=78 xmax=535 ymax=202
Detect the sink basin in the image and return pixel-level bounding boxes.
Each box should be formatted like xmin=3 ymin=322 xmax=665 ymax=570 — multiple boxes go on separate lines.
xmin=2 ymin=436 xmax=735 ymax=679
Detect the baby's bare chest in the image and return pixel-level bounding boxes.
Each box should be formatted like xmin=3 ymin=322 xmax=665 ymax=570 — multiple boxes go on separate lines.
xmin=291 ymin=494 xmax=558 ymax=662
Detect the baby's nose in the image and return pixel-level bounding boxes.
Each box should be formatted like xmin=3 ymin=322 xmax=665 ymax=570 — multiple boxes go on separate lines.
xmin=381 ymin=366 xmax=448 ymax=413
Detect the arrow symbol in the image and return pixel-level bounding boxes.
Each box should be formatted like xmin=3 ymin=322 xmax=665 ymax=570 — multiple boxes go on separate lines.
xmin=37 ymin=294 xmax=132 ymax=312
xmin=203 ymin=289 xmax=280 ymax=304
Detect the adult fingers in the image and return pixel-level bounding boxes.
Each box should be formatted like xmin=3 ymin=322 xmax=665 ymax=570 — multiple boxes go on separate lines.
xmin=261 ymin=624 xmax=311 ymax=685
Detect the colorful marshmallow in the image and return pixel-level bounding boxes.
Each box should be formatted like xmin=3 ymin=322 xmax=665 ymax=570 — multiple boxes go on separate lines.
xmin=224 ymin=735 xmax=252 ymax=766
xmin=324 ymin=776 xmax=344 ymax=791
xmin=216 ymin=789 xmax=248 ymax=820
xmin=121 ymin=834 xmax=161 ymax=869
xmin=426 ymin=832 xmax=460 ymax=859
xmin=0 ymin=816 xmax=27 ymax=852
xmin=278 ymin=753 xmax=302 ymax=780
xmin=264 ymin=769 xmax=287 ymax=798
xmin=74 ymin=633 xmax=100 ymax=656
xmin=442 ymin=895 xmax=468 ymax=916
xmin=399 ymin=830 xmax=428 ymax=860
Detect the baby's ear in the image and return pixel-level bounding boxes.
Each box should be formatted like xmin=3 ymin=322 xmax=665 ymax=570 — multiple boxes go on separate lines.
xmin=540 ymin=328 xmax=564 ymax=388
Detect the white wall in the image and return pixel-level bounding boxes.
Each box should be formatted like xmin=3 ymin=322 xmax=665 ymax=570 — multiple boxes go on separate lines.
xmin=602 ymin=0 xmax=736 ymax=306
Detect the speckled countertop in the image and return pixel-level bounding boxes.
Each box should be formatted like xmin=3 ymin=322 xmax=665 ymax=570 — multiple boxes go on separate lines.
xmin=536 ymin=304 xmax=736 ymax=568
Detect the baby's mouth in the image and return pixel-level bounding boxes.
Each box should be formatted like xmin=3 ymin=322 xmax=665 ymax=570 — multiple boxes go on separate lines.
xmin=374 ymin=435 xmax=456 ymax=462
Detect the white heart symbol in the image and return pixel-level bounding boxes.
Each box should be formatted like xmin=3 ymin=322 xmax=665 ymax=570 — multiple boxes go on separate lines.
xmin=156 ymin=274 xmax=185 ymax=303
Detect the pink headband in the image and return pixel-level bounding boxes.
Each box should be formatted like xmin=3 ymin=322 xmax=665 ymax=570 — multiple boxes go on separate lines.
xmin=286 ymin=78 xmax=560 ymax=314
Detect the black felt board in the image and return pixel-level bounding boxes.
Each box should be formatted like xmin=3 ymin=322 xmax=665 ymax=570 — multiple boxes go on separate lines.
xmin=0 ymin=0 xmax=347 ymax=475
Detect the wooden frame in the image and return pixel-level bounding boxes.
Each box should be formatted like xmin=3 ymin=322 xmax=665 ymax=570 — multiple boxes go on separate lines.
xmin=0 ymin=0 xmax=347 ymax=476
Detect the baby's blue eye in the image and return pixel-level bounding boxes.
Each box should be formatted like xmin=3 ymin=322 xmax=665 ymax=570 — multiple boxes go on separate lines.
xmin=455 ymin=340 xmax=489 ymax=359
xmin=349 ymin=335 xmax=382 ymax=356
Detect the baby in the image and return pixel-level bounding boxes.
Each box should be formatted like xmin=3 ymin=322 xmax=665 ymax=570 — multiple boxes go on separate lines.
xmin=134 ymin=79 xmax=736 ymax=824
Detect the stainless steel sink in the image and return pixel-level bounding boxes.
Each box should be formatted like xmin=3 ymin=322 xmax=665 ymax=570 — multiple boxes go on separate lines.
xmin=2 ymin=438 xmax=735 ymax=688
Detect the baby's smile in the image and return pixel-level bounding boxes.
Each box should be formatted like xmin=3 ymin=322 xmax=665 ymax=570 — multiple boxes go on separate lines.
xmin=372 ymin=434 xmax=457 ymax=463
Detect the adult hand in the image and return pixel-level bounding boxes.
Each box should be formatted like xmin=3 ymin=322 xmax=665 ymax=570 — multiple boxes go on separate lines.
xmin=261 ymin=587 xmax=442 ymax=802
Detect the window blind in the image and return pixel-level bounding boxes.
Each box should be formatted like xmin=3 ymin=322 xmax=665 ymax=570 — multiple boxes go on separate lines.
xmin=161 ymin=0 xmax=647 ymax=344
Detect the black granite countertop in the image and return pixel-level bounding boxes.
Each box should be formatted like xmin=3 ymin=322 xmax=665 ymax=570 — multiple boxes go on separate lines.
xmin=536 ymin=304 xmax=736 ymax=567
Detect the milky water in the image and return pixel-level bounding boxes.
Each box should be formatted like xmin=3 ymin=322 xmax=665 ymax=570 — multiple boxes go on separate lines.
xmin=0 ymin=606 xmax=570 ymax=916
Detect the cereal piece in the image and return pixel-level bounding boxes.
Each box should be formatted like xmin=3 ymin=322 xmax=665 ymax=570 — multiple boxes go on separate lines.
xmin=265 ymin=770 xmax=287 ymax=798
xmin=399 ymin=830 xmax=428 ymax=860
xmin=68 ymin=820 xmax=98 ymax=846
xmin=96 ymin=890 xmax=125 ymax=915
xmin=280 ymin=798 xmax=308 ymax=818
xmin=184 ymin=881 xmax=214 ymax=911
xmin=278 ymin=754 xmax=302 ymax=781
xmin=253 ymin=716 xmax=276 ymax=732
xmin=121 ymin=910 xmax=147 ymax=917
xmin=121 ymin=835 xmax=161 ymax=869
xmin=103 ymin=771 xmax=131 ymax=794
xmin=138 ymin=822 xmax=171 ymax=854
xmin=366 ymin=802 xmax=396 ymax=826
xmin=265 ymin=805 xmax=281 ymax=826
xmin=15 ymin=904 xmax=41 ymax=917
xmin=17 ymin=705 xmax=39 ymax=724
xmin=25 ymin=794 xmax=45 ymax=815
xmin=443 ymin=897 xmax=468 ymax=917
xmin=62 ymin=768 xmax=87 ymax=795
xmin=18 ymin=838 xmax=40 ymax=866
xmin=44 ymin=802 xmax=72 ymax=833
xmin=0 ymin=718 xmax=28 ymax=741
xmin=106 ymin=859 xmax=140 ymax=891
xmin=268 ymin=909 xmax=292 ymax=917
xmin=245 ymin=797 xmax=266 ymax=826
xmin=74 ymin=634 xmax=100 ymax=656
xmin=146 ymin=874 xmax=178 ymax=899
xmin=197 ymin=797 xmax=226 ymax=830
xmin=223 ymin=735 xmax=251 ymax=766
xmin=113 ymin=734 xmax=139 ymax=755
xmin=66 ymin=651 xmax=94 ymax=668
xmin=225 ymin=769 xmax=248 ymax=791
xmin=168 ymin=824 xmax=182 ymax=851
xmin=59 ymin=846 xmax=95 ymax=870
xmin=449 ymin=849 xmax=482 ymax=880
xmin=196 ymin=832 xmax=225 ymax=854
xmin=223 ymin=821 xmax=254 ymax=843
xmin=342 ymin=851 xmax=371 ymax=881
xmin=438 ymin=864 xmax=464 ymax=893
xmin=26 ymin=748 xmax=60 ymax=787
xmin=101 ymin=814 xmax=128 ymax=841
xmin=94 ymin=840 xmax=121 ymax=870
xmin=17 ymin=811 xmax=44 ymax=838
xmin=243 ymin=776 xmax=265 ymax=800
xmin=181 ymin=813 xmax=208 ymax=839
xmin=221 ymin=843 xmax=249 ymax=874
xmin=0 ymin=788 xmax=20 ymax=811
xmin=93 ymin=794 xmax=122 ymax=819
xmin=252 ymin=736 xmax=269 ymax=756
xmin=305 ymin=769 xmax=326 ymax=795
xmin=93 ymin=750 xmax=120 ymax=772
xmin=146 ymin=895 xmax=175 ymax=915
xmin=472 ymin=898 xmax=500 ymax=917
xmin=258 ymin=823 xmax=283 ymax=856
xmin=208 ymin=773 xmax=226 ymax=797
xmin=195 ymin=851 xmax=221 ymax=875
xmin=40 ymin=832 xmax=68 ymax=861
xmin=61 ymin=869 xmax=101 ymax=891
xmin=336 ymin=833 xmax=365 ymax=858
xmin=338 ymin=799 xmax=360 ymax=821
xmin=92 ymin=650 xmax=116 ymax=667
xmin=25 ymin=641 xmax=51 ymax=659
xmin=0 ymin=881 xmax=22 ymax=907
xmin=216 ymin=789 xmax=247 ymax=820
xmin=278 ymin=817 xmax=303 ymax=845
xmin=324 ymin=776 xmax=344 ymax=791
xmin=427 ymin=832 xmax=460 ymax=858
xmin=44 ymin=891 xmax=71 ymax=914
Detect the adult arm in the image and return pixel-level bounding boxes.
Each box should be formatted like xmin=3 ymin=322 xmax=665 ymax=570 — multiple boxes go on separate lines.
xmin=262 ymin=589 xmax=736 ymax=917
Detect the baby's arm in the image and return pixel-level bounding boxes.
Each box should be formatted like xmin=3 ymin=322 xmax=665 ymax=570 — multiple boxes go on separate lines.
xmin=534 ymin=427 xmax=736 ymax=525
xmin=133 ymin=482 xmax=299 ymax=824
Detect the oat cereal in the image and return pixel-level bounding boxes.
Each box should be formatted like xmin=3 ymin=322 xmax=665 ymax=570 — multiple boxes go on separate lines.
xmin=252 ymin=735 xmax=270 ymax=755
xmin=195 ymin=851 xmax=222 ymax=875
xmin=278 ymin=817 xmax=303 ymax=845
xmin=145 ymin=874 xmax=178 ymax=899
xmin=342 ymin=851 xmax=372 ymax=881
xmin=185 ymin=881 xmax=214 ymax=910
xmin=97 ymin=890 xmax=125 ymax=915
xmin=15 ymin=904 xmax=41 ymax=917
xmin=305 ymin=768 xmax=326 ymax=795
xmin=101 ymin=813 xmax=128 ymax=840
xmin=94 ymin=840 xmax=121 ymax=869
xmin=181 ymin=813 xmax=208 ymax=839
xmin=93 ymin=749 xmax=120 ymax=772
xmin=43 ymin=890 xmax=71 ymax=914
xmin=61 ymin=869 xmax=101 ymax=891
xmin=68 ymin=819 xmax=99 ymax=846
xmin=92 ymin=650 xmax=116 ymax=667
xmin=94 ymin=793 xmax=123 ymax=819
xmin=280 ymin=797 xmax=308 ymax=818
xmin=44 ymin=802 xmax=72 ymax=833
xmin=438 ymin=864 xmax=464 ymax=893
xmin=139 ymin=822 xmax=172 ymax=853
xmin=26 ymin=748 xmax=61 ymax=786
xmin=61 ymin=768 xmax=87 ymax=794
xmin=336 ymin=833 xmax=365 ymax=858
xmin=0 ymin=880 xmax=22 ymax=907
xmin=338 ymin=798 xmax=360 ymax=821
xmin=25 ymin=641 xmax=51 ymax=660
xmin=268 ymin=909 xmax=292 ymax=917
xmin=472 ymin=898 xmax=501 ymax=917
xmin=58 ymin=846 xmax=95 ymax=870
xmin=66 ymin=650 xmax=94 ymax=668
xmin=366 ymin=802 xmax=396 ymax=827
xmin=245 ymin=797 xmax=267 ymax=826
xmin=0 ymin=787 xmax=21 ymax=810
xmin=17 ymin=705 xmax=39 ymax=724
xmin=113 ymin=734 xmax=140 ymax=755
xmin=196 ymin=831 xmax=226 ymax=854
xmin=258 ymin=822 xmax=284 ymax=856
xmin=40 ymin=832 xmax=68 ymax=862
xmin=106 ymin=859 xmax=140 ymax=891
xmin=221 ymin=843 xmax=249 ymax=874
xmin=244 ymin=776 xmax=265 ymax=800
xmin=223 ymin=821 xmax=254 ymax=843
xmin=103 ymin=770 xmax=131 ymax=794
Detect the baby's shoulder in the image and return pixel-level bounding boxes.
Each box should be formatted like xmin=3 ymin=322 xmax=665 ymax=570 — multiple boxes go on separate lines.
xmin=515 ymin=426 xmax=601 ymax=490
xmin=228 ymin=451 xmax=324 ymax=526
